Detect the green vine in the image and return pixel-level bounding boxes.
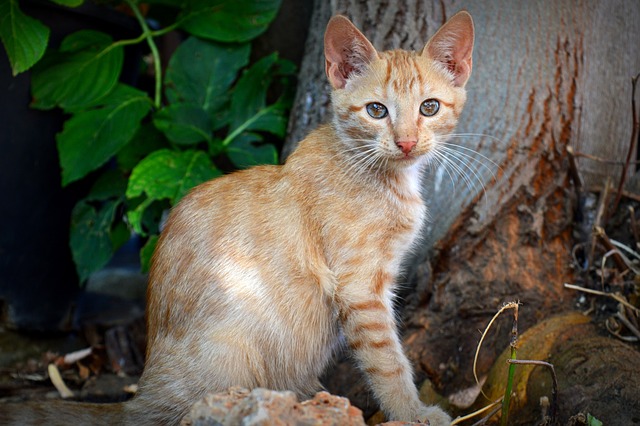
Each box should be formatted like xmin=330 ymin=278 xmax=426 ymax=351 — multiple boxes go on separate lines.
xmin=125 ymin=0 xmax=165 ymax=108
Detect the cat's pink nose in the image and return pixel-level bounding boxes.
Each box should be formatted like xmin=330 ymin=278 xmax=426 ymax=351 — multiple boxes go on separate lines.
xmin=396 ymin=140 xmax=417 ymax=154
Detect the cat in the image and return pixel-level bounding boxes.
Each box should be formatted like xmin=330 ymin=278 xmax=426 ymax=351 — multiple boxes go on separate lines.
xmin=2 ymin=10 xmax=474 ymax=426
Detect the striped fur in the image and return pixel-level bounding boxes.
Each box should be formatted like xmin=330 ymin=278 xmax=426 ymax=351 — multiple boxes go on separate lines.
xmin=1 ymin=11 xmax=474 ymax=426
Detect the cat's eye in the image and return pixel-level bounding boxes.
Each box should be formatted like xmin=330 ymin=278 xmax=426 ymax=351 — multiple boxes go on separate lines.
xmin=420 ymin=99 xmax=440 ymax=117
xmin=366 ymin=102 xmax=388 ymax=119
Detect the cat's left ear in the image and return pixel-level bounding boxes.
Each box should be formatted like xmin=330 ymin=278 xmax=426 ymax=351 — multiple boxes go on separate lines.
xmin=324 ymin=15 xmax=379 ymax=89
xmin=423 ymin=10 xmax=475 ymax=87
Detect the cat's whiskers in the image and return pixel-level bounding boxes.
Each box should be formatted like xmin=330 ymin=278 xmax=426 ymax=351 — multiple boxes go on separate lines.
xmin=343 ymin=151 xmax=377 ymax=176
xmin=425 ymin=134 xmax=504 ymax=211
xmin=329 ymin=141 xmax=373 ymax=167
xmin=354 ymin=148 xmax=386 ymax=177
xmin=334 ymin=142 xmax=383 ymax=179
xmin=425 ymin=149 xmax=459 ymax=192
xmin=438 ymin=146 xmax=494 ymax=187
xmin=439 ymin=144 xmax=499 ymax=181
xmin=445 ymin=132 xmax=505 ymax=146
xmin=442 ymin=135 xmax=502 ymax=169
xmin=440 ymin=133 xmax=503 ymax=180
xmin=430 ymin=147 xmax=481 ymax=196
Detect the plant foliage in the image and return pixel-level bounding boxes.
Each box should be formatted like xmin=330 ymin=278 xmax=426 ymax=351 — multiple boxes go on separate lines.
xmin=0 ymin=0 xmax=294 ymax=281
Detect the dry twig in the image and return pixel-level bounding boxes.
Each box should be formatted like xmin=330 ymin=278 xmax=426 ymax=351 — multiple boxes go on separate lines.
xmin=589 ymin=179 xmax=612 ymax=267
xmin=612 ymin=73 xmax=640 ymax=214
xmin=451 ymin=399 xmax=502 ymax=425
xmin=472 ymin=301 xmax=520 ymax=391
xmin=61 ymin=347 xmax=93 ymax=366
xmin=470 ymin=403 xmax=503 ymax=426
xmin=48 ymin=364 xmax=74 ymax=399
xmin=595 ymin=226 xmax=631 ymax=272
xmin=566 ymin=146 xmax=584 ymax=197
xmin=564 ymin=283 xmax=640 ymax=314
xmin=571 ymin=150 xmax=640 ymax=165
xmin=590 ymin=186 xmax=640 ymax=203
xmin=630 ymin=206 xmax=639 ymax=245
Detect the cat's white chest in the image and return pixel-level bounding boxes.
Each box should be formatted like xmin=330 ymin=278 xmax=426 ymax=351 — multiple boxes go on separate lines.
xmin=388 ymin=166 xmax=428 ymax=248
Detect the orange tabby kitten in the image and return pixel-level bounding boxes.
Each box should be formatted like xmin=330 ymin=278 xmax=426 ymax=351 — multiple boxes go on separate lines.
xmin=3 ymin=11 xmax=474 ymax=425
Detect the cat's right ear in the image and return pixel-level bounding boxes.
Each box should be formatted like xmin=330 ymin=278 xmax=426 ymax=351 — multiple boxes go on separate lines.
xmin=324 ymin=15 xmax=378 ymax=90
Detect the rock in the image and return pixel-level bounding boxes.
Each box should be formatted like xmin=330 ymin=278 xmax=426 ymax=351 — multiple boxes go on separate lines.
xmin=181 ymin=387 xmax=366 ymax=426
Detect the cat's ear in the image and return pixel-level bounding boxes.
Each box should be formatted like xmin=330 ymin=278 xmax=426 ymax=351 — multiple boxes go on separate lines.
xmin=324 ymin=15 xmax=379 ymax=90
xmin=423 ymin=10 xmax=475 ymax=87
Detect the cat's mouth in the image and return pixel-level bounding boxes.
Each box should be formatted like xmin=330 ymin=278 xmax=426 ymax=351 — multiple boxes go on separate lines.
xmin=393 ymin=152 xmax=422 ymax=165
xmin=398 ymin=150 xmax=425 ymax=161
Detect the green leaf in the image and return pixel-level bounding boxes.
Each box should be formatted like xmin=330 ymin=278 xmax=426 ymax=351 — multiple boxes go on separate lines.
xmin=587 ymin=414 xmax=603 ymax=426
xmin=138 ymin=0 xmax=182 ymax=4
xmin=140 ymin=199 xmax=168 ymax=236
xmin=154 ymin=103 xmax=213 ymax=145
xmin=86 ymin=169 xmax=128 ymax=201
xmin=31 ymin=30 xmax=123 ymax=110
xmin=70 ymin=199 xmax=120 ymax=282
xmin=179 ymin=0 xmax=281 ymax=42
xmin=57 ymin=84 xmax=152 ymax=186
xmin=247 ymin=102 xmax=288 ymax=137
xmin=221 ymin=54 xmax=294 ymax=151
xmin=276 ymin=58 xmax=297 ymax=76
xmin=127 ymin=149 xmax=221 ymax=202
xmin=127 ymin=198 xmax=154 ymax=236
xmin=109 ymin=220 xmax=130 ymax=253
xmin=49 ymin=0 xmax=84 ymax=6
xmin=164 ymin=36 xmax=249 ymax=114
xmin=0 ymin=0 xmax=50 ymax=75
xmin=229 ymin=53 xmax=278 ymax=130
xmin=126 ymin=149 xmax=221 ymax=232
xmin=227 ymin=133 xmax=278 ymax=168
xmin=221 ymin=53 xmax=295 ymax=151
xmin=223 ymin=97 xmax=289 ymax=149
xmin=140 ymin=235 xmax=159 ymax=273
xmin=116 ymin=124 xmax=168 ymax=172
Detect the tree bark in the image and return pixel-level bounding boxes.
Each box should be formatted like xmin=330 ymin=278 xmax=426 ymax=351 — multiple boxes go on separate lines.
xmin=284 ymin=0 xmax=640 ymax=417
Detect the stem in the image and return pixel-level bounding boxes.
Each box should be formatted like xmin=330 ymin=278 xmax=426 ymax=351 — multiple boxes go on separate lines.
xmin=595 ymin=226 xmax=630 ymax=272
xmin=630 ymin=206 xmax=639 ymax=244
xmin=501 ymin=304 xmax=519 ymax=426
xmin=125 ymin=0 xmax=166 ymax=108
xmin=111 ymin=24 xmax=179 ymax=50
xmin=471 ymin=404 xmax=503 ymax=426
xmin=220 ymin=105 xmax=274 ymax=147
xmin=566 ymin=146 xmax=583 ymax=190
xmin=564 ymin=282 xmax=640 ymax=314
xmin=571 ymin=149 xmax=640 ymax=165
xmin=612 ymin=73 xmax=640 ymax=214
xmin=451 ymin=399 xmax=502 ymax=425
xmin=589 ymin=177 xmax=612 ymax=268
xmin=508 ymin=359 xmax=558 ymax=424
xmin=473 ymin=301 xmax=520 ymax=400
xmin=501 ymin=345 xmax=517 ymax=425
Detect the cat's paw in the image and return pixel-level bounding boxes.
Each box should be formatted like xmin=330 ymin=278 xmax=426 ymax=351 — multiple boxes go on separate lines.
xmin=414 ymin=405 xmax=451 ymax=426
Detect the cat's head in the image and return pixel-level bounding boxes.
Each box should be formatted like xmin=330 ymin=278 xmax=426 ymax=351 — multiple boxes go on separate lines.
xmin=324 ymin=11 xmax=474 ymax=172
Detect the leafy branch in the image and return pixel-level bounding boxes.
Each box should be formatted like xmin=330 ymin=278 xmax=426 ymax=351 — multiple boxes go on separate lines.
xmin=0 ymin=0 xmax=294 ymax=281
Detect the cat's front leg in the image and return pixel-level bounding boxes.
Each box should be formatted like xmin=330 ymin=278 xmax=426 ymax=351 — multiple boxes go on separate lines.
xmin=337 ymin=289 xmax=451 ymax=425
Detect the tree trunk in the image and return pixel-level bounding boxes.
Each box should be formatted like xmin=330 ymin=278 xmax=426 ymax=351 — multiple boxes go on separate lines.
xmin=284 ymin=0 xmax=640 ymax=417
